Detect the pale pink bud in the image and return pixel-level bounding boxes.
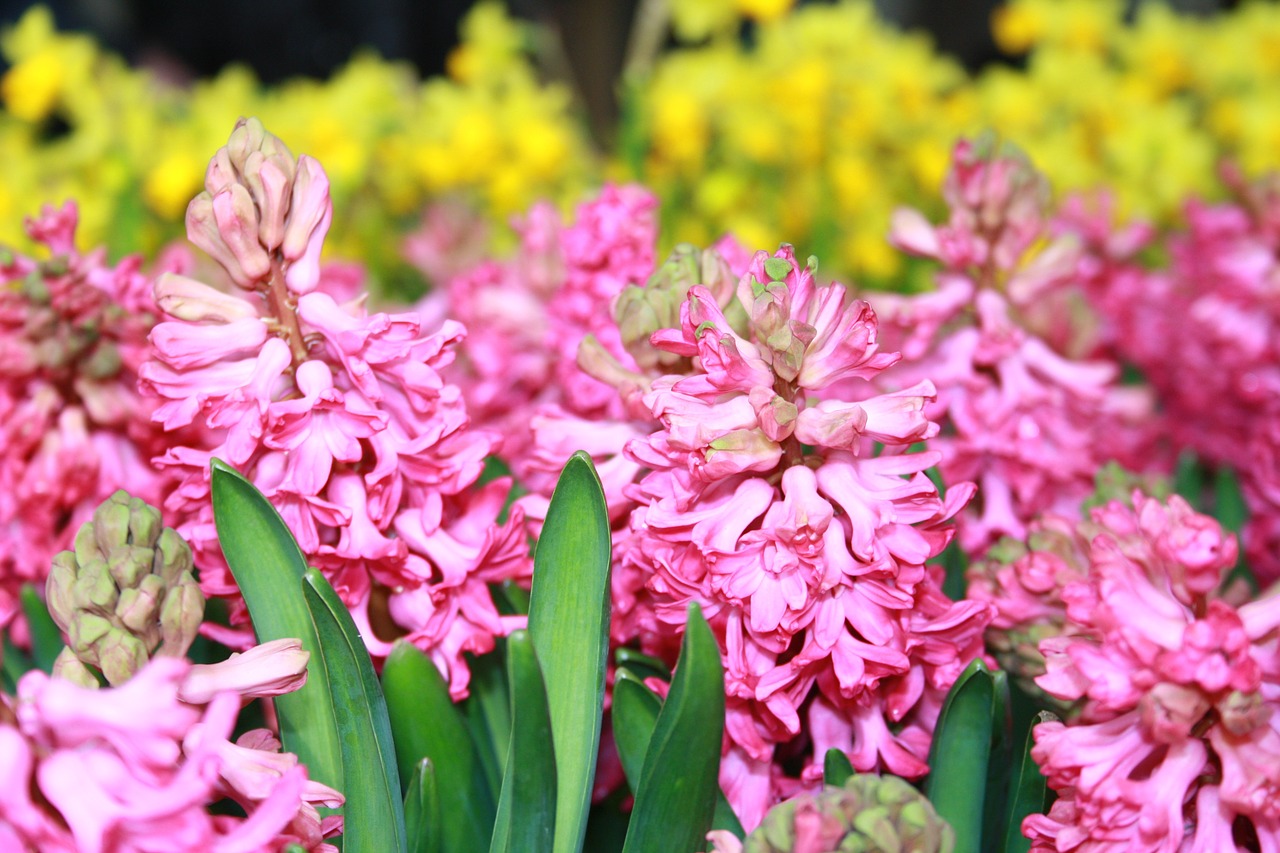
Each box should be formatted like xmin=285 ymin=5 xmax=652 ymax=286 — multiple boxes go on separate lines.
xmin=204 ymin=148 xmax=238 ymax=195
xmin=212 ymin=184 xmax=272 ymax=285
xmin=153 ymin=273 xmax=261 ymax=323
xmin=179 ymin=638 xmax=309 ymax=704
xmin=244 ymin=150 xmax=293 ymax=251
xmin=281 ymin=155 xmax=332 ymax=295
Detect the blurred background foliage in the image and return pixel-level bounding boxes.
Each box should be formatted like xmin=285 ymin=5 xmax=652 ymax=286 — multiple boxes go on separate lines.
xmin=0 ymin=0 xmax=1276 ymax=298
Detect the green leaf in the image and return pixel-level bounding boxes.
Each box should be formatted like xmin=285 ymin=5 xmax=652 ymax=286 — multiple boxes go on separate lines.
xmin=20 ymin=584 xmax=63 ymax=673
xmin=209 ymin=459 xmax=342 ymax=791
xmin=612 ymin=671 xmax=742 ymax=840
xmin=303 ymin=569 xmax=406 ymax=853
xmin=614 ymin=647 xmax=671 ymax=682
xmin=925 ymin=658 xmax=997 ymax=853
xmin=622 ymin=603 xmax=726 ymax=853
xmin=489 ymin=630 xmax=557 ymax=853
xmin=823 ymin=748 xmax=854 ymax=787
xmin=611 ymin=671 xmax=662 ymax=790
xmin=1214 ymin=467 xmax=1248 ymax=533
xmin=463 ymin=645 xmax=513 ymax=799
xmin=405 ymin=758 xmax=443 ymax=853
xmin=383 ymin=641 xmax=494 ymax=853
xmin=1001 ymin=711 xmax=1055 ymax=853
xmin=983 ymin=670 xmax=1014 ymax=851
xmin=526 ymin=451 xmax=612 ymax=853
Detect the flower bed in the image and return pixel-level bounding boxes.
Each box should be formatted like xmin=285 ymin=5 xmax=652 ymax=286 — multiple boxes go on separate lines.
xmin=2 ymin=3 xmax=1279 ymax=851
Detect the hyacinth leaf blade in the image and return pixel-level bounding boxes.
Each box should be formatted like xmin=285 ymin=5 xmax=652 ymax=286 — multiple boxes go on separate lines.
xmin=611 ymin=671 xmax=661 ymax=790
xmin=20 ymin=584 xmax=63 ymax=673
xmin=613 ymin=669 xmax=744 ymax=839
xmin=404 ymin=758 xmax=444 ymax=853
xmin=924 ymin=658 xmax=997 ymax=853
xmin=462 ymin=645 xmax=513 ymax=802
xmin=302 ymin=568 xmax=408 ymax=853
xmin=823 ymin=747 xmax=855 ymax=787
xmin=383 ymin=640 xmax=495 ymax=853
xmin=209 ymin=458 xmax=342 ymax=791
xmin=621 ymin=603 xmax=726 ymax=853
xmin=982 ymin=669 xmax=1014 ymax=850
xmin=488 ymin=629 xmax=557 ymax=853
xmin=614 ymin=647 xmax=671 ymax=682
xmin=526 ymin=450 xmax=612 ymax=853
xmin=1000 ymin=711 xmax=1056 ymax=853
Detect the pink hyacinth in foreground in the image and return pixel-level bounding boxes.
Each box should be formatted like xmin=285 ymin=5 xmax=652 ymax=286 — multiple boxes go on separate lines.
xmin=1006 ymin=493 xmax=1280 ymax=851
xmin=587 ymin=245 xmax=992 ymax=829
xmin=0 ymin=202 xmax=175 ymax=640
xmin=1 ymin=656 xmax=342 ymax=851
xmin=139 ymin=118 xmax=530 ymax=696
xmin=878 ymin=137 xmax=1160 ymax=554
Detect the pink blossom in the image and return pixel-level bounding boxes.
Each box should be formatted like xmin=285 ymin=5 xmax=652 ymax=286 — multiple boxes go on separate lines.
xmin=875 ymin=139 xmax=1163 ymax=554
xmin=1017 ymin=492 xmax=1280 ymax=851
xmin=179 ymin=638 xmax=310 ymax=704
xmin=2 ymin=657 xmax=341 ymax=852
xmin=0 ymin=201 xmax=175 ymax=640
xmin=139 ymin=120 xmax=530 ymax=694
xmin=607 ymin=246 xmax=990 ymax=827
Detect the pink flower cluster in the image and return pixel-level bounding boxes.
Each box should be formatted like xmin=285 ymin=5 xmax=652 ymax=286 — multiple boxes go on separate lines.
xmin=1075 ymin=168 xmax=1280 ymax=584
xmin=0 ymin=653 xmax=342 ymax=851
xmin=579 ymin=245 xmax=992 ymax=829
xmin=139 ymin=119 xmax=529 ymax=697
xmin=0 ymin=202 xmax=174 ymax=639
xmin=1005 ymin=493 xmax=1280 ymax=851
xmin=878 ymin=138 xmax=1159 ymax=553
xmin=413 ymin=184 xmax=660 ymax=492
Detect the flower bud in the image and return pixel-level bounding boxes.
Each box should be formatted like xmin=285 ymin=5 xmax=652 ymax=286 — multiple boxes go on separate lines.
xmin=154 ymin=273 xmax=261 ymax=324
xmin=46 ymin=491 xmax=205 ymax=686
xmin=742 ymin=773 xmax=955 ymax=853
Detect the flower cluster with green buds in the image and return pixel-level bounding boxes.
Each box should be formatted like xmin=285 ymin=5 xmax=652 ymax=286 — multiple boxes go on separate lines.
xmin=710 ymin=773 xmax=955 ymax=853
xmin=46 ymin=489 xmax=204 ymax=686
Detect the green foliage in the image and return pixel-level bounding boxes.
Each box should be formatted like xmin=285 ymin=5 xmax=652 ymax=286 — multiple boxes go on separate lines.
xmin=210 ymin=459 xmax=342 ymax=790
xmin=526 ymin=450 xmax=613 ymax=853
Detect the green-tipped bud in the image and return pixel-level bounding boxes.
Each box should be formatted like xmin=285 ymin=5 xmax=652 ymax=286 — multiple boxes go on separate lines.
xmin=46 ymin=491 xmax=205 ymax=685
xmin=1083 ymin=461 xmax=1172 ymax=511
xmin=616 ymin=243 xmax=742 ymax=370
xmin=51 ymin=647 xmax=100 ymax=689
xmin=743 ymin=774 xmax=955 ymax=853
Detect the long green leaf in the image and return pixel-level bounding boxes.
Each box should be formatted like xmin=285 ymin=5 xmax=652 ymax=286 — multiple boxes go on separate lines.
xmin=489 ymin=630 xmax=556 ymax=853
xmin=823 ymin=748 xmax=855 ymax=788
xmin=21 ymin=584 xmax=63 ymax=673
xmin=383 ymin=641 xmax=494 ymax=853
xmin=526 ymin=451 xmax=612 ymax=853
xmin=209 ymin=459 xmax=342 ymax=791
xmin=612 ymin=671 xmax=742 ymax=839
xmin=1001 ymin=712 xmax=1055 ymax=853
xmin=463 ymin=646 xmax=512 ymax=799
xmin=983 ymin=670 xmax=1014 ymax=850
xmin=303 ymin=569 xmax=407 ymax=853
xmin=622 ymin=604 xmax=725 ymax=853
xmin=925 ymin=658 xmax=997 ymax=853
xmin=405 ymin=758 xmax=443 ymax=853
xmin=611 ymin=671 xmax=662 ymax=792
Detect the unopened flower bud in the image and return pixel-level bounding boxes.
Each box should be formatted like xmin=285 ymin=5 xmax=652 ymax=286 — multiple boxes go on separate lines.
xmin=51 ymin=647 xmax=99 ymax=688
xmin=154 ymin=273 xmax=261 ymax=324
xmin=281 ymin=155 xmax=333 ymax=294
xmin=46 ymin=491 xmax=205 ymax=686
xmin=618 ymin=244 xmax=743 ymax=370
xmin=212 ymin=184 xmax=272 ymax=285
xmin=740 ymin=773 xmax=955 ymax=853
